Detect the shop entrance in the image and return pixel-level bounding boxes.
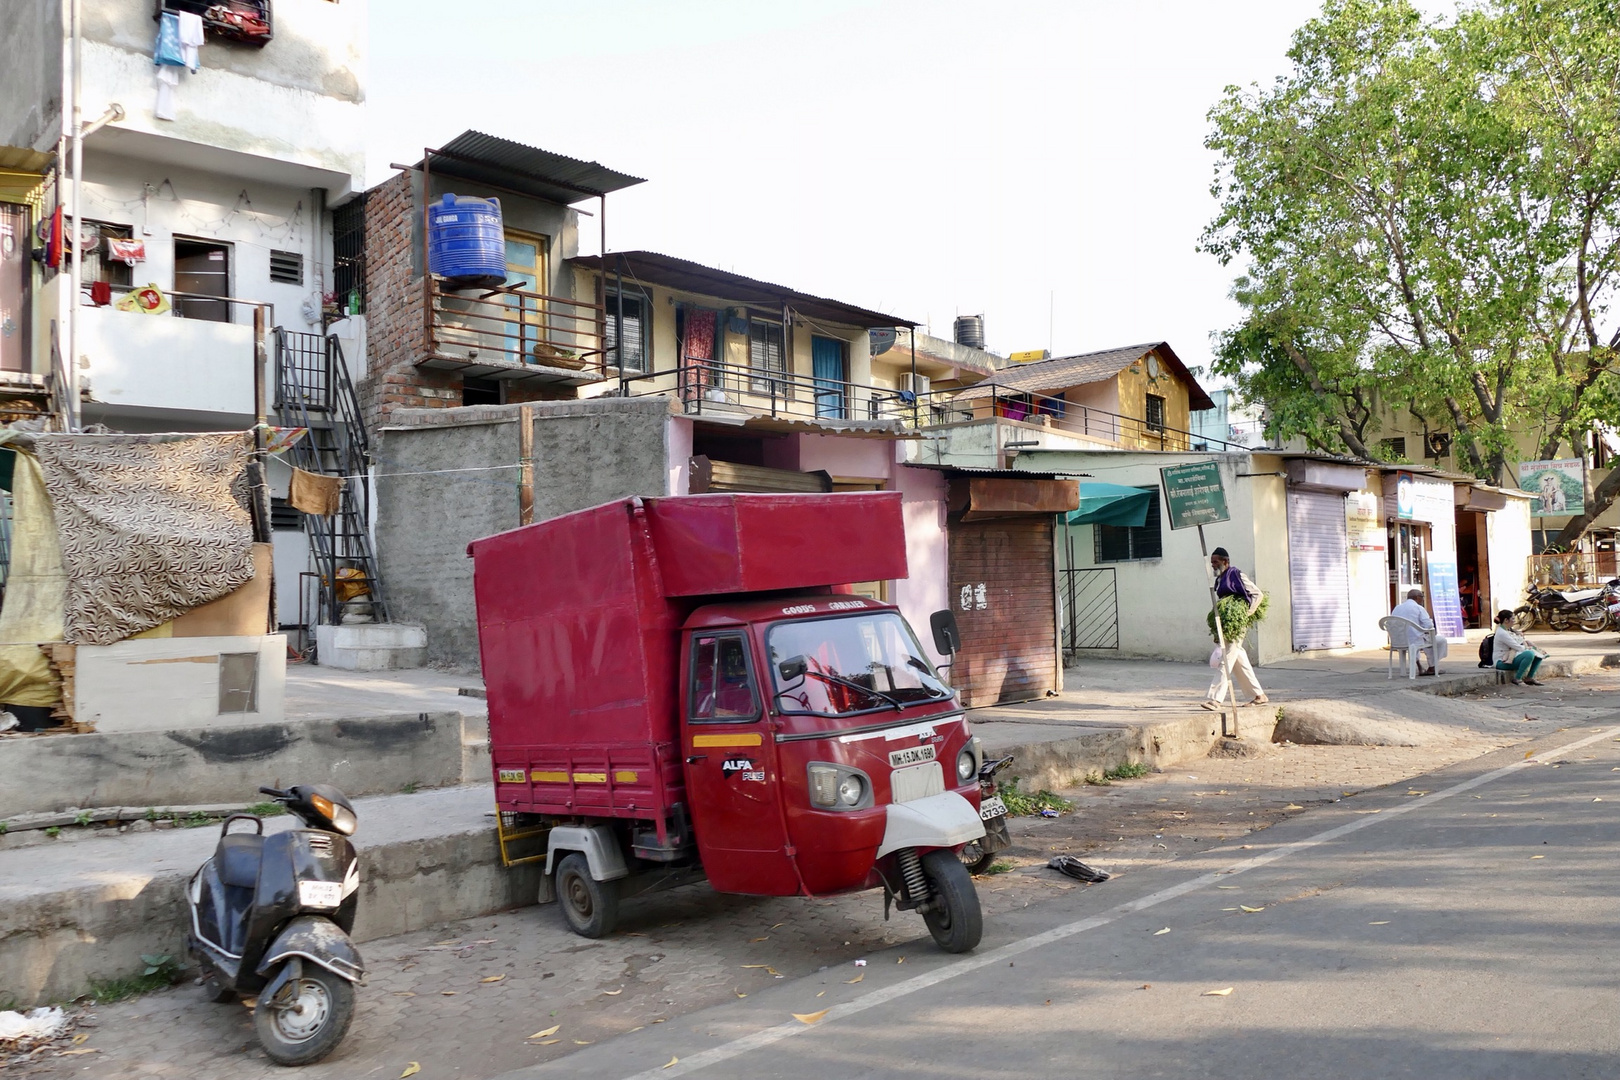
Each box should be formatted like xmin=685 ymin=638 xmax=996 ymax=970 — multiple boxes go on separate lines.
xmin=1390 ymin=521 xmax=1432 ymax=612
xmin=1455 ymin=510 xmax=1491 ymax=628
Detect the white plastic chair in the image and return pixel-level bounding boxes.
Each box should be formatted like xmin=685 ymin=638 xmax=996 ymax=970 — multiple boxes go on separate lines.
xmin=1379 ymin=614 xmax=1434 ymax=680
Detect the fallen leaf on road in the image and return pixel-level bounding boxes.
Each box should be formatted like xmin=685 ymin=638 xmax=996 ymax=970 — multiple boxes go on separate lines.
xmin=1202 ymin=987 xmax=1234 ymax=997
xmin=603 ymin=989 xmax=623 ymax=995
xmin=441 ymin=991 xmax=457 ymax=996
xmin=394 ymin=992 xmax=416 ymax=997
xmin=529 ymin=1025 xmax=560 ymax=1039
xmin=1240 ymin=905 xmax=1265 ymax=913
xmin=1595 ymin=798 xmax=1604 ymax=803
xmin=481 ymin=975 xmax=506 ymax=983
xmin=401 ymin=1065 xmax=421 ymax=1079
xmin=1531 ymin=855 xmax=1545 ymax=859
xmin=846 ymin=974 xmax=863 ymax=984
xmin=741 ymin=965 xmax=768 ymax=969
xmin=1354 ymin=809 xmax=1382 ymax=814
xmin=573 ymin=1040 xmax=593 ymax=1045
xmin=1284 ymin=804 xmax=1304 ymax=810
xmin=535 ymin=1039 xmax=560 ymax=1046
xmin=241 ymin=997 xmax=257 ymax=1008
xmin=1525 ymin=752 xmax=1535 ymax=759
xmin=1406 ymin=791 xmax=1430 ymax=796
xmin=1222 ymin=907 xmax=1240 ymax=911
xmin=1216 ymin=885 xmax=1240 ymax=890
xmin=735 ymin=990 xmax=746 ymax=998
xmin=435 ymin=940 xmax=462 ymax=946
xmin=1043 ymin=999 xmax=1051 ymax=1006
xmin=653 ymin=1018 xmax=666 ymax=1023
xmin=1369 ymin=921 xmax=1390 ymax=925
xmin=55 ymin=1049 xmax=99 ymax=1057
xmin=662 ymin=1057 xmax=679 ymax=1069
xmin=770 ymin=922 xmax=785 ymax=929
xmin=817 ymin=991 xmax=826 ymax=998
xmin=71 ymin=1034 xmax=88 ymax=1045
xmin=897 ymin=957 xmax=905 ymax=964
xmin=1153 ymin=927 xmax=1171 ymax=936
xmin=749 ymin=936 xmax=769 ymax=942
xmin=765 ymin=967 xmax=782 ymax=976
xmin=474 ymin=938 xmax=497 ymax=944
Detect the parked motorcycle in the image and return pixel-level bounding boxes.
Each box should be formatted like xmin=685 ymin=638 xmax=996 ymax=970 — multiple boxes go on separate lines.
xmin=958 ymin=751 xmax=1016 ymax=874
xmin=1511 ymin=582 xmax=1609 ymax=633
xmin=187 ymin=784 xmax=365 ymax=1066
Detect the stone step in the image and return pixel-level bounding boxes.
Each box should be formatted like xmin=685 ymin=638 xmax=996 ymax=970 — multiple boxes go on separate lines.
xmin=315 ymin=623 xmax=428 ymax=671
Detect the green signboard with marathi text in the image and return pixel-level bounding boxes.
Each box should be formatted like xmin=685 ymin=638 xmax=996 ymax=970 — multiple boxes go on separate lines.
xmin=1159 ymin=460 xmax=1230 ymax=530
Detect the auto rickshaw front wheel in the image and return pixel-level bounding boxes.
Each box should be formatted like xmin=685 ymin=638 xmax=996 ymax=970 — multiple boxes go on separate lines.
xmin=557 ymin=852 xmax=620 ymax=938
xmin=920 ymin=849 xmax=983 ymax=953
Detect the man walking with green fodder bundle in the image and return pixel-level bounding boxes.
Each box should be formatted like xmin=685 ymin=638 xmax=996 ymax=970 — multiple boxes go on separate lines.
xmin=1203 ymin=547 xmax=1269 ymax=710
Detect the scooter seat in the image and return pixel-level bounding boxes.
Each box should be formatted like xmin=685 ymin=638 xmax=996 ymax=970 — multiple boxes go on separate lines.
xmin=217 ymin=833 xmax=264 ymax=889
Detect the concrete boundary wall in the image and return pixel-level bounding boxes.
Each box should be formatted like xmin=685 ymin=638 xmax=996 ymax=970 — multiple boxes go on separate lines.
xmin=0 ymin=711 xmax=466 ymax=817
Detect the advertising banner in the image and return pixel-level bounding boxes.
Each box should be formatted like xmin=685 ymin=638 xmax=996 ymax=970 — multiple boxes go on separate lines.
xmin=1346 ymin=491 xmax=1385 ymax=551
xmin=1425 ymin=554 xmax=1467 ymax=643
xmin=1516 ymin=458 xmax=1585 ymax=516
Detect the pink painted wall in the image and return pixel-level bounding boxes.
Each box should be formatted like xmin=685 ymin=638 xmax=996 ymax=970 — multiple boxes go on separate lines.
xmin=893 ymin=463 xmax=951 ymax=667
xmin=792 ymin=433 xmax=891 ymax=479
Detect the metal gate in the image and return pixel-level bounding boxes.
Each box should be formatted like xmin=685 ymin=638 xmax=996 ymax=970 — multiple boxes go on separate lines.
xmin=1061 ymin=566 xmax=1118 ymax=654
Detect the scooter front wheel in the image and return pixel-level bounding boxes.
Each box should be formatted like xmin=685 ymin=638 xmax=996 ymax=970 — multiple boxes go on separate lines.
xmin=254 ymin=967 xmax=355 ymax=1066
xmin=920 ymin=849 xmax=983 ymax=954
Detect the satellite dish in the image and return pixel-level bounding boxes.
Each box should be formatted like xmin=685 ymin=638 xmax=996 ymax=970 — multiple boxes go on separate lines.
xmin=869 ymin=328 xmax=897 ymax=357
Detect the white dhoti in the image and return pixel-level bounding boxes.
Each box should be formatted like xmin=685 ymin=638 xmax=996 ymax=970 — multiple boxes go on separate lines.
xmin=1207 ymin=641 xmax=1264 ymax=704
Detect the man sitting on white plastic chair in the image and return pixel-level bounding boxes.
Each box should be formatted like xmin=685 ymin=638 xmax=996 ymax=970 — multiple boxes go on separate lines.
xmin=1387 ymin=588 xmax=1446 ymax=676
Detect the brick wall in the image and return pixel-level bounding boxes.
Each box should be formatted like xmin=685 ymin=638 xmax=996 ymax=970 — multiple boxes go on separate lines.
xmin=356 ymin=173 xmax=574 ymax=435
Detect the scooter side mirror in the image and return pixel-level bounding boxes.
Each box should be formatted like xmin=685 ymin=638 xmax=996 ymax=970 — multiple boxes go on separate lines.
xmin=929 ymin=609 xmax=960 ymax=657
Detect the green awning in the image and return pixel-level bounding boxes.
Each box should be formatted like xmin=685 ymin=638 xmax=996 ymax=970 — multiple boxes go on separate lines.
xmin=1065 ymin=482 xmax=1152 ymax=528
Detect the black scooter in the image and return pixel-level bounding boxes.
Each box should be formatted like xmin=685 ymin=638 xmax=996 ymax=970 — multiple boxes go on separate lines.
xmin=958 ymin=751 xmax=1016 ymax=874
xmin=187 ymin=784 xmax=365 ymax=1066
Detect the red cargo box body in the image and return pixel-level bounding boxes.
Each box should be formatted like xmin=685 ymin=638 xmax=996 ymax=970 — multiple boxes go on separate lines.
xmin=469 ymin=492 xmax=908 ymax=823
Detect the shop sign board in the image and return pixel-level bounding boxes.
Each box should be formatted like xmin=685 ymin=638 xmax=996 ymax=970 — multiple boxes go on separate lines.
xmin=1346 ymin=491 xmax=1385 ymax=550
xmin=1159 ymin=461 xmax=1229 ymax=530
xmin=1516 ymin=458 xmax=1585 ymax=516
xmin=1395 ymin=472 xmax=1454 ymax=523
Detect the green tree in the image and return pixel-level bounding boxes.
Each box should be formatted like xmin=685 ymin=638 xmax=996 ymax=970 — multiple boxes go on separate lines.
xmin=1203 ymin=0 xmax=1620 ymax=534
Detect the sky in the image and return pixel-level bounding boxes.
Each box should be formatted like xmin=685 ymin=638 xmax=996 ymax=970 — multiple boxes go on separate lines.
xmin=367 ymin=1 xmax=1327 ymax=377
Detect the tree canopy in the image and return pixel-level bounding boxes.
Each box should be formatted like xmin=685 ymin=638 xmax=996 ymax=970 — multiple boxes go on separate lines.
xmin=1202 ymin=0 xmax=1620 ymax=543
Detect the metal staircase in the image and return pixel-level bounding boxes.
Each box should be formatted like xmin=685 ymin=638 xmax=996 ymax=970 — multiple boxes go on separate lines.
xmin=273 ymin=328 xmax=389 ymax=630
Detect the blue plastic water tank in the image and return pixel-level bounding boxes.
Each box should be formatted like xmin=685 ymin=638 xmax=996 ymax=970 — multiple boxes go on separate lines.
xmin=427 ymin=193 xmax=505 ymax=286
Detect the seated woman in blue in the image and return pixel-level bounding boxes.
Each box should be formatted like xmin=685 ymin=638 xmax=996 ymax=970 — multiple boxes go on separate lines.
xmin=1492 ymin=609 xmax=1544 ymax=686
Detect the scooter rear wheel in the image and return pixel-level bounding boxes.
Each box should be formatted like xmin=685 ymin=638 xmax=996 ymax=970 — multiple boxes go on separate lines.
xmin=957 ymin=840 xmax=997 ymax=876
xmin=920 ymin=849 xmax=983 ymax=953
xmin=253 ymin=967 xmax=355 ymax=1066
xmin=557 ymin=852 xmax=620 ymax=938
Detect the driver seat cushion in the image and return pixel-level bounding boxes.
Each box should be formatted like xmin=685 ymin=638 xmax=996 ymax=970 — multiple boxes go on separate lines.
xmin=217 ymin=833 xmax=264 ymax=889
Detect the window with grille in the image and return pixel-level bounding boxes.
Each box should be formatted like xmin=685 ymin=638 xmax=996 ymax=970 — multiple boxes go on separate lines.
xmin=1145 ymin=393 xmax=1166 ymax=432
xmin=604 ymin=286 xmax=649 ymax=372
xmin=82 ymin=221 xmax=134 ymax=288
xmin=331 ymin=195 xmax=366 ymax=315
xmin=1094 ymin=488 xmax=1163 ymax=562
xmin=1380 ymin=437 xmax=1406 ymax=459
xmin=269 ymin=249 xmax=303 ymax=285
xmin=748 ymin=318 xmax=788 ymax=397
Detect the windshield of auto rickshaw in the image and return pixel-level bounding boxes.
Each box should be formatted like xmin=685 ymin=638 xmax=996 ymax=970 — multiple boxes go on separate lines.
xmin=767 ymin=612 xmax=952 ymax=716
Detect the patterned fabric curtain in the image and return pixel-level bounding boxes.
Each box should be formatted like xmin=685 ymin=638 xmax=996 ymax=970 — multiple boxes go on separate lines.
xmin=33 ymin=432 xmax=256 ymax=644
xmin=680 ymin=308 xmax=718 ymax=400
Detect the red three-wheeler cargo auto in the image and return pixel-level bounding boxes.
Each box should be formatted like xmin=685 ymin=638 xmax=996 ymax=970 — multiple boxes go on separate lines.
xmin=468 ymin=491 xmax=1005 ymax=952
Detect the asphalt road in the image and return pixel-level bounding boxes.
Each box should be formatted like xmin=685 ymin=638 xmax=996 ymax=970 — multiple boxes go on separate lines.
xmin=497 ymin=718 xmax=1620 ymax=1080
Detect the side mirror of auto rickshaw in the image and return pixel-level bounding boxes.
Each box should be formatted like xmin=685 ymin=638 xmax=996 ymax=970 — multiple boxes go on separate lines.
xmin=929 ymin=609 xmax=960 ymax=656
xmin=778 ymin=656 xmax=808 ymax=681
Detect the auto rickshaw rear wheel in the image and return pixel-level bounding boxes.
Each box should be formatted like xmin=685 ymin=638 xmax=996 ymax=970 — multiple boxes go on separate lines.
xmin=920 ymin=849 xmax=983 ymax=953
xmin=557 ymin=852 xmax=620 ymax=938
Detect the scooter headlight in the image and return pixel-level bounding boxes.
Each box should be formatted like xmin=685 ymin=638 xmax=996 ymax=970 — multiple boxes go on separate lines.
xmin=837 ymin=773 xmax=866 ymax=807
xmin=957 ymin=747 xmax=977 ymax=782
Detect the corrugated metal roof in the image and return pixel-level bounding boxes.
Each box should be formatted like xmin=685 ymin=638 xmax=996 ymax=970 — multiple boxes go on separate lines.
xmin=571 ymin=251 xmax=917 ymax=329
xmin=957 ymin=342 xmax=1216 ymax=411
xmin=424 ymin=131 xmax=646 ymax=205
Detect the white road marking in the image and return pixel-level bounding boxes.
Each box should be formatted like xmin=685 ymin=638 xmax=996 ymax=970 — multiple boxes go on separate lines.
xmin=622 ymin=724 xmax=1620 ymax=1080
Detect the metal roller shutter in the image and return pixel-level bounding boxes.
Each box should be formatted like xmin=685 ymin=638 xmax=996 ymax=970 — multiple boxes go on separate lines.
xmin=947 ymin=518 xmax=1057 ymax=707
xmin=1287 ymin=488 xmax=1352 ymax=650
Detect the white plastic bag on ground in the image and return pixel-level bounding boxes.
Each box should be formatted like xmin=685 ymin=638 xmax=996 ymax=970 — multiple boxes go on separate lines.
xmin=0 ymin=1006 xmax=67 ymax=1043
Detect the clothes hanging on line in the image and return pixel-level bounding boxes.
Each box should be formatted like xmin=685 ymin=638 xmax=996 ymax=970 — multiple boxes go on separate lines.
xmin=177 ymin=11 xmax=205 ymax=71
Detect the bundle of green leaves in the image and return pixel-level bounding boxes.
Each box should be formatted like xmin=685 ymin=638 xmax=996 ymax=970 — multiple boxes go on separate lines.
xmin=1207 ymin=592 xmax=1270 ymax=643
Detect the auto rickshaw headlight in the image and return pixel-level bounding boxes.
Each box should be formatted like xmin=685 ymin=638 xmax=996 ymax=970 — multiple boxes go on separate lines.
xmin=808 ymin=765 xmax=840 ymax=807
xmin=956 ymin=747 xmax=977 ymax=782
xmin=837 ymin=773 xmax=865 ymax=807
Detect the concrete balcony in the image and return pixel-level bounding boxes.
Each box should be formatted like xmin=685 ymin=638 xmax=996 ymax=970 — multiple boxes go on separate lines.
xmin=78 ymin=304 xmax=257 ymax=424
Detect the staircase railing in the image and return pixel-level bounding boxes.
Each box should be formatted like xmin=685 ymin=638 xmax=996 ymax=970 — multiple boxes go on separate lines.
xmin=273 ymin=327 xmax=389 ymax=632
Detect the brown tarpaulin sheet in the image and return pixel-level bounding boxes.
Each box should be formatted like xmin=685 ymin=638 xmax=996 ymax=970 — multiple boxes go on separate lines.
xmin=33 ymin=432 xmax=256 ymax=645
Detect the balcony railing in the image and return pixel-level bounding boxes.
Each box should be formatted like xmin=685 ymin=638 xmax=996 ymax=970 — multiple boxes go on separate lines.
xmin=426 ymin=276 xmax=606 ymax=378
xmin=621 ymin=361 xmax=926 ymax=428
xmin=934 ymin=384 xmax=1251 ymax=453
